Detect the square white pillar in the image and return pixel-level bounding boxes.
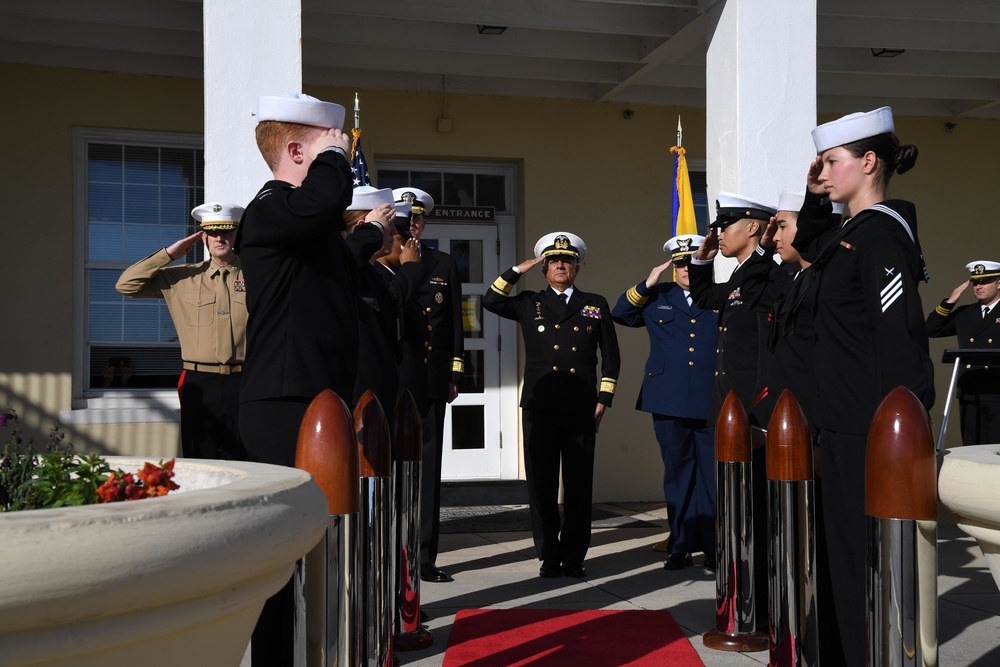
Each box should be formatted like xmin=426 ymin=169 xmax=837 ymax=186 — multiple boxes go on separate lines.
xmin=203 ymin=0 xmax=303 ymax=205
xmin=705 ymin=0 xmax=817 ymax=276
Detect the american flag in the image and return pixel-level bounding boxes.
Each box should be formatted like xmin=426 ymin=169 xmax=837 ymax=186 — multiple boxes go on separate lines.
xmin=351 ymin=128 xmax=371 ymax=188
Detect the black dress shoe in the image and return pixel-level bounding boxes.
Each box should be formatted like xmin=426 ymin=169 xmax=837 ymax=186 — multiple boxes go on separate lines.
xmin=420 ymin=563 xmax=453 ymax=583
xmin=663 ymin=553 xmax=692 ymax=570
xmin=703 ymin=556 xmax=717 ymax=572
xmin=561 ymin=563 xmax=586 ymax=578
xmin=539 ymin=561 xmax=562 ymax=578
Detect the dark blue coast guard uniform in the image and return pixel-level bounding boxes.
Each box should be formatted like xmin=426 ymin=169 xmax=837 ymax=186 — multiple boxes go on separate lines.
xmin=484 ymin=267 xmax=620 ymax=570
xmin=612 ymin=281 xmax=719 ymax=559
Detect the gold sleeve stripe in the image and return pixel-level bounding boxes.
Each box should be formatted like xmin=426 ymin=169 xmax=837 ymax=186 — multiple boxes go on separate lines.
xmin=626 ymin=286 xmax=648 ymax=308
xmin=452 ymin=357 xmax=465 ymax=373
xmin=490 ymin=276 xmax=513 ymax=296
xmin=600 ymin=378 xmax=617 ymax=394
xmin=935 ymin=305 xmax=952 ymax=316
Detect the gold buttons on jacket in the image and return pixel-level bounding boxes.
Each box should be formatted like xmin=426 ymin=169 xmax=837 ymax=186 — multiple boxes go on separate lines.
xmin=967 ymin=364 xmax=972 ymax=369
xmin=688 ymin=361 xmax=694 ymax=366
xmin=571 ymin=346 xmax=577 ymax=352
xmin=573 ymin=326 xmax=579 ymax=331
xmin=553 ymin=365 xmax=559 ymax=371
xmin=554 ymin=344 xmax=560 ymax=350
xmin=971 ymin=338 xmax=975 ymax=342
xmin=689 ymin=333 xmax=696 ymax=338
xmin=428 ymin=325 xmax=433 ymax=331
xmin=570 ymin=368 xmax=576 ymax=373
xmin=689 ymin=347 xmax=695 ymax=352
xmin=690 ymin=319 xmax=696 ymax=324
xmin=424 ymin=341 xmax=430 ymax=348
xmin=426 ymin=307 xmax=432 ymax=313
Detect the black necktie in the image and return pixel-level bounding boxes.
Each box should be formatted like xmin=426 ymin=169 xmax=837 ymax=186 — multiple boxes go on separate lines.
xmin=558 ymin=293 xmax=568 ymax=304
xmin=984 ymin=306 xmax=990 ymax=320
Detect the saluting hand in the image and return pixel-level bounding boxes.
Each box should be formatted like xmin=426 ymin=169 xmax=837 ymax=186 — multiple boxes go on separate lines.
xmin=947 ymin=280 xmax=970 ymax=304
xmin=308 ymin=128 xmax=351 ymax=162
xmin=761 ymin=216 xmax=778 ymax=249
xmin=645 ymin=260 xmax=673 ymax=289
xmin=514 ymin=256 xmax=545 ymax=274
xmin=694 ymin=230 xmax=719 ymax=261
xmin=166 ymin=231 xmax=205 ymax=260
xmin=365 ymin=203 xmax=395 ymax=228
xmin=806 ymin=155 xmax=825 ymax=195
xmin=400 ymin=238 xmax=420 ymax=264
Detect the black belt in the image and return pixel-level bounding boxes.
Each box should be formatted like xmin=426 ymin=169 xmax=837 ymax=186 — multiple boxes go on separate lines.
xmin=182 ymin=362 xmax=242 ymax=375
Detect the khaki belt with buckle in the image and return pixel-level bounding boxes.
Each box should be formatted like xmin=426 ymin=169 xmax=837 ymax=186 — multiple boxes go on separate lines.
xmin=182 ymin=362 xmax=243 ymax=375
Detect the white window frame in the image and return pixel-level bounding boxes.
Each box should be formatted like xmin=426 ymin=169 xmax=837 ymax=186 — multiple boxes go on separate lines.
xmin=63 ymin=128 xmax=203 ymax=425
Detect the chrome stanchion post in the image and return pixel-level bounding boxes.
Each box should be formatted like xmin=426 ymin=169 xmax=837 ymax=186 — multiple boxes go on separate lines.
xmin=293 ymin=389 xmax=361 ymax=667
xmin=766 ymin=390 xmax=818 ymax=666
xmin=866 ymin=387 xmax=938 ymax=667
xmin=392 ymin=391 xmax=433 ymax=650
xmin=703 ymin=390 xmax=769 ymax=652
xmin=355 ymin=391 xmax=395 ymax=667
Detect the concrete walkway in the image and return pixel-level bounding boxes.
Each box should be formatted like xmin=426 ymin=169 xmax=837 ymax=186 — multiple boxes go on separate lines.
xmin=400 ymin=503 xmax=1000 ymax=666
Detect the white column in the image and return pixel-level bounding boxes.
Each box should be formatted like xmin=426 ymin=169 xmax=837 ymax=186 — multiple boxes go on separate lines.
xmin=705 ymin=0 xmax=816 ymax=278
xmin=203 ymin=0 xmax=302 ymax=205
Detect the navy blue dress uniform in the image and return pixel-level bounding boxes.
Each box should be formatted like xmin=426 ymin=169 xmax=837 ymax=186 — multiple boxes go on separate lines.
xmin=483 ymin=233 xmax=620 ymax=576
xmin=688 ymin=193 xmax=777 ymax=420
xmin=115 ymin=202 xmax=249 ymax=462
xmin=392 ymin=188 xmax=465 ymax=582
xmin=612 ymin=235 xmax=719 ymax=569
xmin=792 ymin=107 xmax=935 ymax=667
xmin=688 ymin=192 xmax=775 ymax=626
xmin=926 ymin=261 xmax=1000 ymax=445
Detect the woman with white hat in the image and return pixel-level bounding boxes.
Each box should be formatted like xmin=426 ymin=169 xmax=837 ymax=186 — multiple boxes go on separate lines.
xmin=792 ymin=107 xmax=935 ymax=666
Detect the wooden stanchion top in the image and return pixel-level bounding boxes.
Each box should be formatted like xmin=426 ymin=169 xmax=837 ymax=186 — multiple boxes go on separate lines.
xmin=766 ymin=389 xmax=813 ymax=481
xmin=355 ymin=390 xmax=391 ymax=478
xmin=294 ymin=389 xmax=360 ymax=515
xmin=865 ymin=386 xmax=936 ymax=520
xmin=393 ymin=390 xmax=422 ymax=462
xmin=715 ymin=390 xmax=751 ymax=463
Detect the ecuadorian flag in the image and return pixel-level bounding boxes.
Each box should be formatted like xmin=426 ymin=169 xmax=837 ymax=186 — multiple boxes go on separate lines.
xmin=670 ymin=146 xmax=697 ymax=237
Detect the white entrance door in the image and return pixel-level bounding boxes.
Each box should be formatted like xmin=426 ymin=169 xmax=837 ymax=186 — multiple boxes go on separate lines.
xmin=421 ymin=223 xmax=517 ymax=480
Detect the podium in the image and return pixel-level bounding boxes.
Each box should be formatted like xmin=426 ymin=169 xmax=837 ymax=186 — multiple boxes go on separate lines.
xmin=936 ymin=348 xmax=1000 ymax=453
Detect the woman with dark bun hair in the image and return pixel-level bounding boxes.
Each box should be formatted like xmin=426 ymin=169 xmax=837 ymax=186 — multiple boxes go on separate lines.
xmin=791 ymin=106 xmax=934 ymax=666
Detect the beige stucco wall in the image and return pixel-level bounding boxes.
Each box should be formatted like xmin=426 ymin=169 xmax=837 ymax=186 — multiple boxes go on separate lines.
xmin=1 ymin=62 xmax=995 ymax=500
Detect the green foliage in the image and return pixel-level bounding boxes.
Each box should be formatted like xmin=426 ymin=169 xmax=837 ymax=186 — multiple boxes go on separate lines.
xmin=0 ymin=409 xmax=112 ymax=512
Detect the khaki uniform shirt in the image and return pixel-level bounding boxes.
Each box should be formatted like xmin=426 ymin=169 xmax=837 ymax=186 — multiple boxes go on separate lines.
xmin=115 ymin=248 xmax=247 ymax=365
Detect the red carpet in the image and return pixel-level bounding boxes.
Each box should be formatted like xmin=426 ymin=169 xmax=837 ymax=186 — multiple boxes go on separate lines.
xmin=442 ymin=608 xmax=705 ymax=666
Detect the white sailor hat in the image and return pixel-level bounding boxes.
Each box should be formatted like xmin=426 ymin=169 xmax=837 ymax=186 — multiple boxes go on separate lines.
xmin=777 ymin=191 xmax=805 ymax=213
xmin=711 ymin=191 xmax=776 ymax=228
xmin=347 ymin=186 xmax=394 ymax=211
xmin=191 ymin=202 xmax=244 ymax=232
xmin=663 ymin=234 xmax=705 ymax=262
xmin=392 ymin=202 xmax=413 ymax=238
xmin=256 ymin=93 xmax=345 ymax=129
xmin=812 ymin=106 xmax=894 ymax=154
xmin=967 ymin=261 xmax=1000 ymax=281
xmin=392 ymin=187 xmax=435 ymax=216
xmin=534 ymin=232 xmax=586 ymax=263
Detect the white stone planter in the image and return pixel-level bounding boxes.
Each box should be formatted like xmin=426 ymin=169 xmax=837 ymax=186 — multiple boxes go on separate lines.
xmin=938 ymin=445 xmax=1000 ymax=591
xmin=0 ymin=457 xmax=328 ymax=667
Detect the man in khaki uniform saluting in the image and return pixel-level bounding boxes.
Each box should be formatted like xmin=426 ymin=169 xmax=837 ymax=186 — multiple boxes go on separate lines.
xmin=116 ymin=202 xmax=248 ymax=461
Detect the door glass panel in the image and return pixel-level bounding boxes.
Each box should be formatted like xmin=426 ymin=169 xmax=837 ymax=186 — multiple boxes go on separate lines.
xmin=476 ymin=174 xmax=507 ymax=211
xmin=378 ymin=170 xmax=408 ymax=189
xmin=410 ymin=171 xmax=442 ymax=205
xmin=451 ymin=405 xmax=485 ymax=450
xmin=450 ymin=240 xmax=483 ymax=283
xmin=462 ymin=295 xmax=483 ymax=339
xmin=443 ymin=173 xmax=475 ymax=206
xmin=459 ymin=349 xmax=484 ymax=393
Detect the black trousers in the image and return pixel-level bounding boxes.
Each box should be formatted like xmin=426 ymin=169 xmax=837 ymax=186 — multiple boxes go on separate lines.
xmin=959 ymin=396 xmax=1000 ymax=445
xmin=817 ymin=429 xmax=867 ymax=667
xmin=522 ymin=408 xmax=595 ymax=566
xmin=178 ymin=370 xmax=246 ymax=460
xmin=419 ymin=399 xmax=447 ymax=565
xmin=238 ymin=397 xmax=313 ymax=667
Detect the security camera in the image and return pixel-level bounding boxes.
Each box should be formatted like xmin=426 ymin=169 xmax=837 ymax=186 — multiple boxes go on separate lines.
xmin=622 ymin=109 xmax=635 ymax=120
